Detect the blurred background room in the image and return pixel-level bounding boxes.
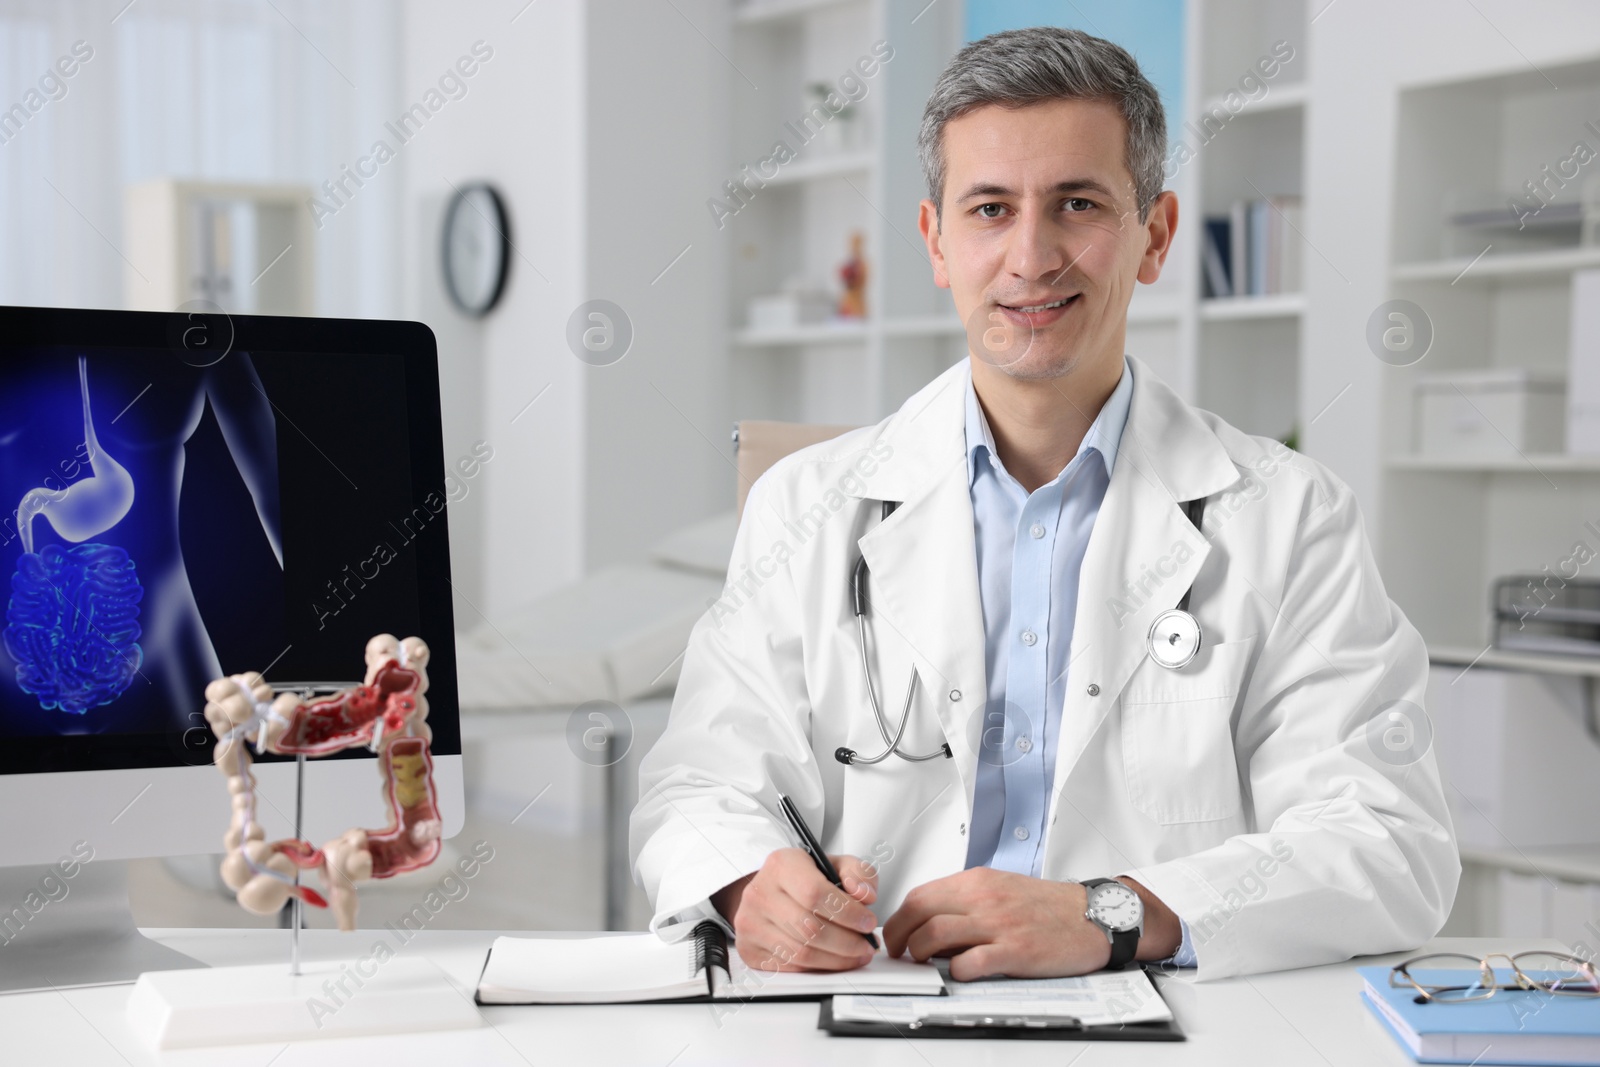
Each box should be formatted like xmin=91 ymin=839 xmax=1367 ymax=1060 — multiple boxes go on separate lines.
xmin=4 ymin=0 xmax=1600 ymax=951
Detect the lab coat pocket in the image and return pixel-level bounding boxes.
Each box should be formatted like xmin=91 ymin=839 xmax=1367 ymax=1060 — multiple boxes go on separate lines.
xmin=1120 ymin=636 xmax=1256 ymax=824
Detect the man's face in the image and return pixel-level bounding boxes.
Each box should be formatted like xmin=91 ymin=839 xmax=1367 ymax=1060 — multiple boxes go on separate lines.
xmin=918 ymin=97 xmax=1175 ymax=383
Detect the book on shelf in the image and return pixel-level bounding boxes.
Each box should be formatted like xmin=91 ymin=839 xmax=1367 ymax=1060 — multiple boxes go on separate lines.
xmin=1229 ymin=199 xmax=1249 ymax=296
xmin=1203 ymin=195 xmax=1303 ymax=299
xmin=1202 ymin=217 xmax=1232 ymax=299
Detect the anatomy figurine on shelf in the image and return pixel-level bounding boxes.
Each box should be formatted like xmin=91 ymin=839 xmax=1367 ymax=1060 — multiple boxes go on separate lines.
xmin=203 ymin=634 xmax=442 ymax=931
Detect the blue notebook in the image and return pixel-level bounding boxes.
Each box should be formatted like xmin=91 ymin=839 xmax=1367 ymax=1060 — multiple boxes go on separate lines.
xmin=1359 ymin=965 xmax=1600 ymax=1065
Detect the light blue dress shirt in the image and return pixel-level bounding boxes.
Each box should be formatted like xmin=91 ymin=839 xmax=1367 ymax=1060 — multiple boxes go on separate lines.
xmin=961 ymin=357 xmax=1195 ymax=967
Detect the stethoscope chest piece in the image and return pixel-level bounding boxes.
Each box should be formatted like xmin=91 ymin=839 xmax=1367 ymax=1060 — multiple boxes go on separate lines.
xmin=1147 ymin=608 xmax=1202 ymax=670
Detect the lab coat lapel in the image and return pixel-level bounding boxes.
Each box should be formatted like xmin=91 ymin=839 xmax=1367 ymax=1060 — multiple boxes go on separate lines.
xmin=853 ymin=367 xmax=985 ymax=813
xmin=1045 ymin=357 xmax=1242 ymax=817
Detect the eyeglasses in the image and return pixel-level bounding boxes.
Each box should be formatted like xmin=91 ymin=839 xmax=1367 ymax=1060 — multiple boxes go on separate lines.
xmin=1390 ymin=952 xmax=1600 ymax=1004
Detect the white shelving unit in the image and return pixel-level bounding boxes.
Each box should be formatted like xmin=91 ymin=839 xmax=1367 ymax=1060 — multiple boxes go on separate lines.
xmin=1392 ymin=245 xmax=1600 ymax=283
xmin=723 ymin=0 xmax=967 ymax=427
xmin=122 ymin=179 xmax=314 ymax=316
xmin=1379 ymin=53 xmax=1600 ymax=651
xmin=1198 ymin=292 xmax=1306 ymax=321
xmin=1378 ymin=53 xmax=1600 ymax=942
xmin=1430 ymin=643 xmax=1600 ymax=681
xmin=1183 ymin=0 xmax=1310 ymax=445
xmin=1388 ymin=454 xmax=1600 ymax=474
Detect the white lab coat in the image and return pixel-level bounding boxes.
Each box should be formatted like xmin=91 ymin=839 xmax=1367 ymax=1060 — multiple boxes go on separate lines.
xmin=630 ymin=355 xmax=1459 ymax=980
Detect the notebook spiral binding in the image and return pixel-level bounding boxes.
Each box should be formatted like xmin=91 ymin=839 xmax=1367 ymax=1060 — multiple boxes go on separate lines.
xmin=692 ymin=919 xmax=729 ymax=978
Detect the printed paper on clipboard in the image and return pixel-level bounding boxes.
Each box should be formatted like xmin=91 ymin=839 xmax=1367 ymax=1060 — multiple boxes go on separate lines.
xmin=832 ymin=968 xmax=1174 ymax=1028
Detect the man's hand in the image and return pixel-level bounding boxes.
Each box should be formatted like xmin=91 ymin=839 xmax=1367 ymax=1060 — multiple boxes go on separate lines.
xmin=882 ymin=870 xmax=1182 ymax=981
xmin=711 ymin=848 xmax=880 ymax=972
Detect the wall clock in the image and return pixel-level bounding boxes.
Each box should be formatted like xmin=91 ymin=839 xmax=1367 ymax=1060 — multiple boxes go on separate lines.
xmin=441 ymin=182 xmax=510 ymax=317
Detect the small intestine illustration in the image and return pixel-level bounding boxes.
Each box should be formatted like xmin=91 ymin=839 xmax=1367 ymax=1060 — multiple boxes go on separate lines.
xmin=204 ymin=634 xmax=443 ymax=931
xmin=3 ymin=357 xmax=143 ymax=714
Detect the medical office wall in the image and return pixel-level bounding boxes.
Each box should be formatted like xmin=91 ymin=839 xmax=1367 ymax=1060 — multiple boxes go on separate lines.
xmin=396 ymin=0 xmax=729 ymax=616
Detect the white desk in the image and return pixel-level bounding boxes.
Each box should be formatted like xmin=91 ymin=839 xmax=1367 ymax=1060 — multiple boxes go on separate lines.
xmin=0 ymin=931 xmax=1560 ymax=1065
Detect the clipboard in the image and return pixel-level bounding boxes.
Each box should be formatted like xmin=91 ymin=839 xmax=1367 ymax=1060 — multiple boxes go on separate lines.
xmin=817 ymin=1000 xmax=1185 ymax=1041
xmin=816 ymin=967 xmax=1186 ymax=1042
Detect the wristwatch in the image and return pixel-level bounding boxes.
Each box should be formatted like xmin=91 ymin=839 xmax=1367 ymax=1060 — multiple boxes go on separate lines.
xmin=1082 ymin=877 xmax=1143 ymax=970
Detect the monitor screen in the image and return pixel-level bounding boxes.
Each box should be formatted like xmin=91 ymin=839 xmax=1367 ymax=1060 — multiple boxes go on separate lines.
xmin=0 ymin=307 xmax=461 ymax=775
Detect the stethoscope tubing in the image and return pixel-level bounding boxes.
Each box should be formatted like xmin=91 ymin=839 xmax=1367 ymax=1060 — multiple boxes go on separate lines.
xmin=838 ymin=500 xmax=951 ymax=766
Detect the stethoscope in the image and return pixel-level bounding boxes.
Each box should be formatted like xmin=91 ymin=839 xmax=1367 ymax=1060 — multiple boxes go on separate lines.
xmin=1146 ymin=495 xmax=1209 ymax=670
xmin=834 ymin=495 xmax=1210 ymax=768
xmin=836 ymin=500 xmax=953 ymax=766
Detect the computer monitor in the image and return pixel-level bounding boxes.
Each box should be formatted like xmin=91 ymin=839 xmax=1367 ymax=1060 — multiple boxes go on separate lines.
xmin=0 ymin=305 xmax=464 ymax=991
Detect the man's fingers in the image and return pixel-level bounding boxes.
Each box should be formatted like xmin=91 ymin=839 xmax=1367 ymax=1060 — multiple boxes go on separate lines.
xmin=883 ymin=873 xmax=968 ymax=956
xmin=730 ymin=848 xmax=885 ymax=973
xmin=778 ymin=858 xmax=877 ymax=934
xmin=745 ymin=902 xmax=876 ymax=971
xmin=738 ymin=925 xmax=870 ymax=972
xmin=786 ymin=907 xmax=869 ymax=957
xmin=947 ymin=942 xmax=1009 ymax=983
xmin=743 ymin=935 xmax=870 ymax=972
xmin=831 ymin=854 xmax=879 ymax=904
xmin=793 ymin=914 xmax=878 ymax=961
xmin=902 ymin=913 xmax=985 ymax=963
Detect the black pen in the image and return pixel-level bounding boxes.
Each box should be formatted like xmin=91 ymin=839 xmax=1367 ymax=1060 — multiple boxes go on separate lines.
xmin=777 ymin=793 xmax=879 ymax=950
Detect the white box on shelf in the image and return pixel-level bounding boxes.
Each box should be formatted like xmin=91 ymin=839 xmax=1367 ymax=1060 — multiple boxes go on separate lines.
xmin=1568 ymin=269 xmax=1600 ymax=454
xmin=745 ymin=291 xmax=834 ymax=332
xmin=1426 ymin=665 xmax=1600 ymax=849
xmin=1412 ymin=370 xmax=1566 ymax=459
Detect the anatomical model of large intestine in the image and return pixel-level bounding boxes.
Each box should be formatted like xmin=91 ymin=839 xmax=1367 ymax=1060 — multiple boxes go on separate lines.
xmin=204 ymin=634 xmax=443 ymax=931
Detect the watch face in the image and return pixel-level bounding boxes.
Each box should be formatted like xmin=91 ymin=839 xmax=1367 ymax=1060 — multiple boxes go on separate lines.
xmin=1087 ymin=881 xmax=1142 ymax=932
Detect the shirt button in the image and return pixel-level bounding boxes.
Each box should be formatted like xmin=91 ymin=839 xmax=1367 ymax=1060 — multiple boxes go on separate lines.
xmin=1020 ymin=630 xmax=1037 ymax=646
xmin=948 ymin=689 xmax=961 ymax=702
xmin=1030 ymin=523 xmax=1046 ymax=539
xmin=1013 ymin=826 xmax=1029 ymax=841
xmin=1016 ymin=736 xmax=1032 ymax=753
xmin=1087 ymin=683 xmax=1100 ymax=696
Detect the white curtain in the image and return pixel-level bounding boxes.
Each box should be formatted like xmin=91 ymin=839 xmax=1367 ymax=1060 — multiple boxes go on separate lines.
xmin=0 ymin=0 xmax=400 ymax=317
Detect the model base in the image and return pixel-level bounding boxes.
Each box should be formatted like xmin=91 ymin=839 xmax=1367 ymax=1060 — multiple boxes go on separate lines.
xmin=127 ymin=957 xmax=482 ymax=1049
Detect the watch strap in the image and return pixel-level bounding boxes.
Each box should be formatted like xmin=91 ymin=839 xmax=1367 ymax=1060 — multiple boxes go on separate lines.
xmin=1083 ymin=878 xmax=1140 ymax=970
xmin=1106 ymin=927 xmax=1138 ymax=970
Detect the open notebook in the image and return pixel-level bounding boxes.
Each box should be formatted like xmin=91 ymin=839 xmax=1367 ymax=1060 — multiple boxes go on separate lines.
xmin=474 ymin=920 xmax=946 ymax=1004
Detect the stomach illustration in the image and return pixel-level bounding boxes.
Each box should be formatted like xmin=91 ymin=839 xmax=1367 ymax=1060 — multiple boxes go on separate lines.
xmin=3 ymin=357 xmax=142 ymax=714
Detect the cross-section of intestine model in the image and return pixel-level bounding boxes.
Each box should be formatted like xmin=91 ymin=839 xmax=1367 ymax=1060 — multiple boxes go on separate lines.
xmin=3 ymin=356 xmax=142 ymax=714
xmin=203 ymin=634 xmax=443 ymax=931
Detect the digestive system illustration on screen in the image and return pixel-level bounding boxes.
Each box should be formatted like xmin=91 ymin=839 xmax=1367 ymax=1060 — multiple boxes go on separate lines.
xmin=204 ymin=634 xmax=444 ymax=931
xmin=3 ymin=357 xmax=143 ymax=715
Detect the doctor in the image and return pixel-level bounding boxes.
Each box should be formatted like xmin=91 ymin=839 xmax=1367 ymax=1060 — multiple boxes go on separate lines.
xmin=631 ymin=26 xmax=1458 ymax=981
